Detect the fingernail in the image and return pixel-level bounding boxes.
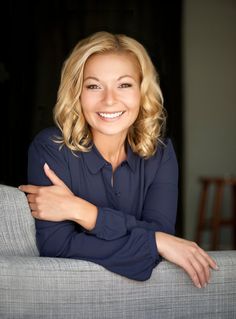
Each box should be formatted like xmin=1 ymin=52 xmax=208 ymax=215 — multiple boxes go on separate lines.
xmin=18 ymin=186 xmax=22 ymax=190
xmin=44 ymin=163 xmax=50 ymax=170
xmin=203 ymin=283 xmax=207 ymax=288
xmin=196 ymin=283 xmax=201 ymax=289
xmin=214 ymin=265 xmax=220 ymax=271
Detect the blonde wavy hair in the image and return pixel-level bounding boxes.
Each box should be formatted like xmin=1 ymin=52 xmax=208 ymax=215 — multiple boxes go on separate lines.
xmin=53 ymin=31 xmax=166 ymax=158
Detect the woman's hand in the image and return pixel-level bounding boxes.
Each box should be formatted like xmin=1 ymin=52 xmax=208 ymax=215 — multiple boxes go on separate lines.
xmin=155 ymin=232 xmax=219 ymax=288
xmin=19 ymin=163 xmax=98 ymax=229
xmin=19 ymin=163 xmax=76 ymax=222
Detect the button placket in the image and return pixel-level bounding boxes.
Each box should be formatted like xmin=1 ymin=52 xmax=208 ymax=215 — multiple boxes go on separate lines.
xmin=102 ymin=164 xmax=123 ymax=207
xmin=104 ymin=163 xmax=113 ymax=186
xmin=113 ymin=167 xmax=123 ymax=198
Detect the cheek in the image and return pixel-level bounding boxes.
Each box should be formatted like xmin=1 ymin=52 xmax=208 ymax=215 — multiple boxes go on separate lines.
xmin=126 ymin=102 xmax=140 ymax=125
xmin=80 ymin=93 xmax=96 ymax=113
xmin=130 ymin=93 xmax=141 ymax=120
xmin=133 ymin=106 xmax=141 ymax=122
xmin=126 ymin=94 xmax=141 ymax=112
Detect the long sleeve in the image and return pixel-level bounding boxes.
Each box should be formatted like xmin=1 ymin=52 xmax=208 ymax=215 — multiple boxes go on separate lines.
xmin=89 ymin=139 xmax=178 ymax=240
xmin=27 ymin=128 xmax=160 ymax=281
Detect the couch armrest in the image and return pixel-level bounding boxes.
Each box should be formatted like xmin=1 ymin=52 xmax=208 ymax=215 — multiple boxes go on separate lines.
xmin=0 ymin=251 xmax=235 ymax=318
xmin=0 ymin=184 xmax=38 ymax=257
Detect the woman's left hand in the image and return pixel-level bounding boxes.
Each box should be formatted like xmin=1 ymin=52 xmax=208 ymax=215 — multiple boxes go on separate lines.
xmin=19 ymin=163 xmax=76 ymax=222
xmin=155 ymin=232 xmax=218 ymax=288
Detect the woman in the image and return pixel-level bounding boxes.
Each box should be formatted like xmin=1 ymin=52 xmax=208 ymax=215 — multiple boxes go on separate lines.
xmin=19 ymin=31 xmax=218 ymax=287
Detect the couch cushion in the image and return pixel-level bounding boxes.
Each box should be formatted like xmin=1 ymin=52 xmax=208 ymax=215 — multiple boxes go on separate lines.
xmin=0 ymin=184 xmax=39 ymax=256
xmin=0 ymin=252 xmax=236 ymax=318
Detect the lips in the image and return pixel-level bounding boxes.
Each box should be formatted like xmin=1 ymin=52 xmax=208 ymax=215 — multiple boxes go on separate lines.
xmin=97 ymin=111 xmax=124 ymax=119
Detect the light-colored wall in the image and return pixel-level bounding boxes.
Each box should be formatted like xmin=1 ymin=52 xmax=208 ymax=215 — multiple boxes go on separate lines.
xmin=182 ymin=0 xmax=236 ymax=247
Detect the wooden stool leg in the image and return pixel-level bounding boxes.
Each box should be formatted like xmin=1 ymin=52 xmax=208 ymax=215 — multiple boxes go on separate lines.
xmin=211 ymin=181 xmax=224 ymax=250
xmin=196 ymin=180 xmax=209 ymax=246
xmin=232 ymin=184 xmax=236 ymax=250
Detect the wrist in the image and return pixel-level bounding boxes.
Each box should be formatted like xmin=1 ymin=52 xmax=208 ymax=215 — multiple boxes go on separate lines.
xmin=70 ymin=196 xmax=98 ymax=231
xmin=155 ymin=232 xmax=165 ymax=255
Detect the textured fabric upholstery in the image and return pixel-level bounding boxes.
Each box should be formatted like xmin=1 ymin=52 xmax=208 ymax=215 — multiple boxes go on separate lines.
xmin=0 ymin=185 xmax=38 ymax=257
xmin=0 ymin=184 xmax=236 ymax=319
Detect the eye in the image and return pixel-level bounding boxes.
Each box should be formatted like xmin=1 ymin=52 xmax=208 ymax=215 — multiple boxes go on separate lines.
xmin=119 ymin=83 xmax=132 ymax=88
xmin=86 ymin=84 xmax=100 ymax=90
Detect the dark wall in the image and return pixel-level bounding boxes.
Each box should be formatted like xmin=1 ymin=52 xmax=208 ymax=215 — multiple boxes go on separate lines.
xmin=1 ymin=0 xmax=183 ymax=234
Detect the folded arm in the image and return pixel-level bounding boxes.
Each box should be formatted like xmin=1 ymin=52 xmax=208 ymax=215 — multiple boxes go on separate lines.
xmin=23 ymin=129 xmax=163 ymax=281
xmin=23 ymin=129 xmax=218 ymax=286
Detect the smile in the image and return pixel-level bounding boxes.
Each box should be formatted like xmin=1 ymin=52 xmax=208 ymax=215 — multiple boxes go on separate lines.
xmin=97 ymin=111 xmax=124 ymax=119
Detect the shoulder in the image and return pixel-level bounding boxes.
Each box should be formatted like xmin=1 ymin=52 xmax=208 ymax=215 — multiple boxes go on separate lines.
xmin=147 ymin=138 xmax=177 ymax=164
xmin=28 ymin=126 xmax=68 ymax=160
xmin=32 ymin=126 xmax=62 ymax=147
xmin=27 ymin=127 xmax=73 ymax=187
xmin=143 ymin=138 xmax=178 ymax=183
xmin=143 ymin=138 xmax=178 ymax=175
xmin=156 ymin=138 xmax=177 ymax=163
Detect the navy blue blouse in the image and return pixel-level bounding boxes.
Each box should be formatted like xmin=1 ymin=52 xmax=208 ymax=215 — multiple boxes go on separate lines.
xmin=27 ymin=127 xmax=178 ymax=281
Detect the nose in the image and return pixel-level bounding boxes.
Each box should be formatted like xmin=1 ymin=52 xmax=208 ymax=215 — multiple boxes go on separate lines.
xmin=102 ymin=88 xmax=116 ymax=106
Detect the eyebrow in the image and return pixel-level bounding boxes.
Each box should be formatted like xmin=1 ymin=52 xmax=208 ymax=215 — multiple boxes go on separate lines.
xmin=83 ymin=75 xmax=136 ymax=82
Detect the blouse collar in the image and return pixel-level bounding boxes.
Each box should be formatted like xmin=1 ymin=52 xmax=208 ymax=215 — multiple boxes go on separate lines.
xmin=82 ymin=141 xmax=138 ymax=174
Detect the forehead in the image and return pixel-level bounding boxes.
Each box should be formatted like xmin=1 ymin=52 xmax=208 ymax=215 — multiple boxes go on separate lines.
xmin=83 ymin=52 xmax=141 ymax=78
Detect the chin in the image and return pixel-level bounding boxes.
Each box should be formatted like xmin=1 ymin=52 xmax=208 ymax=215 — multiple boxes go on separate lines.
xmin=100 ymin=130 xmax=126 ymax=137
xmin=94 ymin=126 xmax=129 ymax=137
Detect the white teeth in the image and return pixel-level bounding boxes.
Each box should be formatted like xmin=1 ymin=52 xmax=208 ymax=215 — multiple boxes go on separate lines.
xmin=98 ymin=111 xmax=123 ymax=119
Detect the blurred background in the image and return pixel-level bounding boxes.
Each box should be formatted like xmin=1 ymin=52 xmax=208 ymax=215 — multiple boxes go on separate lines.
xmin=0 ymin=0 xmax=235 ymax=250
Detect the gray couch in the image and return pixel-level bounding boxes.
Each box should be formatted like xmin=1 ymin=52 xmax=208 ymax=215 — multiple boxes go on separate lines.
xmin=0 ymin=184 xmax=235 ymax=319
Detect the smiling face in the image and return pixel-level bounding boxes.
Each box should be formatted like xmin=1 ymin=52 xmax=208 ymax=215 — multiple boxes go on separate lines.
xmin=80 ymin=52 xmax=141 ymax=141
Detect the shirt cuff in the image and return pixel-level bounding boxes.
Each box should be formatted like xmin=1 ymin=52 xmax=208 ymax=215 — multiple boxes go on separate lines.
xmin=87 ymin=207 xmax=136 ymax=240
xmin=87 ymin=207 xmax=105 ymax=236
xmin=147 ymin=231 xmax=160 ymax=264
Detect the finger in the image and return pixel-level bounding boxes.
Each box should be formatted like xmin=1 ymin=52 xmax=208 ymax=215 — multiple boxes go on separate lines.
xmin=19 ymin=185 xmax=40 ymax=194
xmin=31 ymin=210 xmax=40 ymax=219
xmin=181 ymin=260 xmax=202 ymax=288
xmin=27 ymin=194 xmax=36 ymax=203
xmin=188 ymin=259 xmax=205 ymax=288
xmin=28 ymin=203 xmax=37 ymax=212
xmin=198 ymin=248 xmax=219 ymax=271
xmin=44 ymin=163 xmax=66 ymax=187
xmin=191 ymin=254 xmax=210 ymax=287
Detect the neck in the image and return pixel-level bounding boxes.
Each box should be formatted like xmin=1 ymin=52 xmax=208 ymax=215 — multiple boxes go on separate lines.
xmin=92 ymin=132 xmax=127 ymax=171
